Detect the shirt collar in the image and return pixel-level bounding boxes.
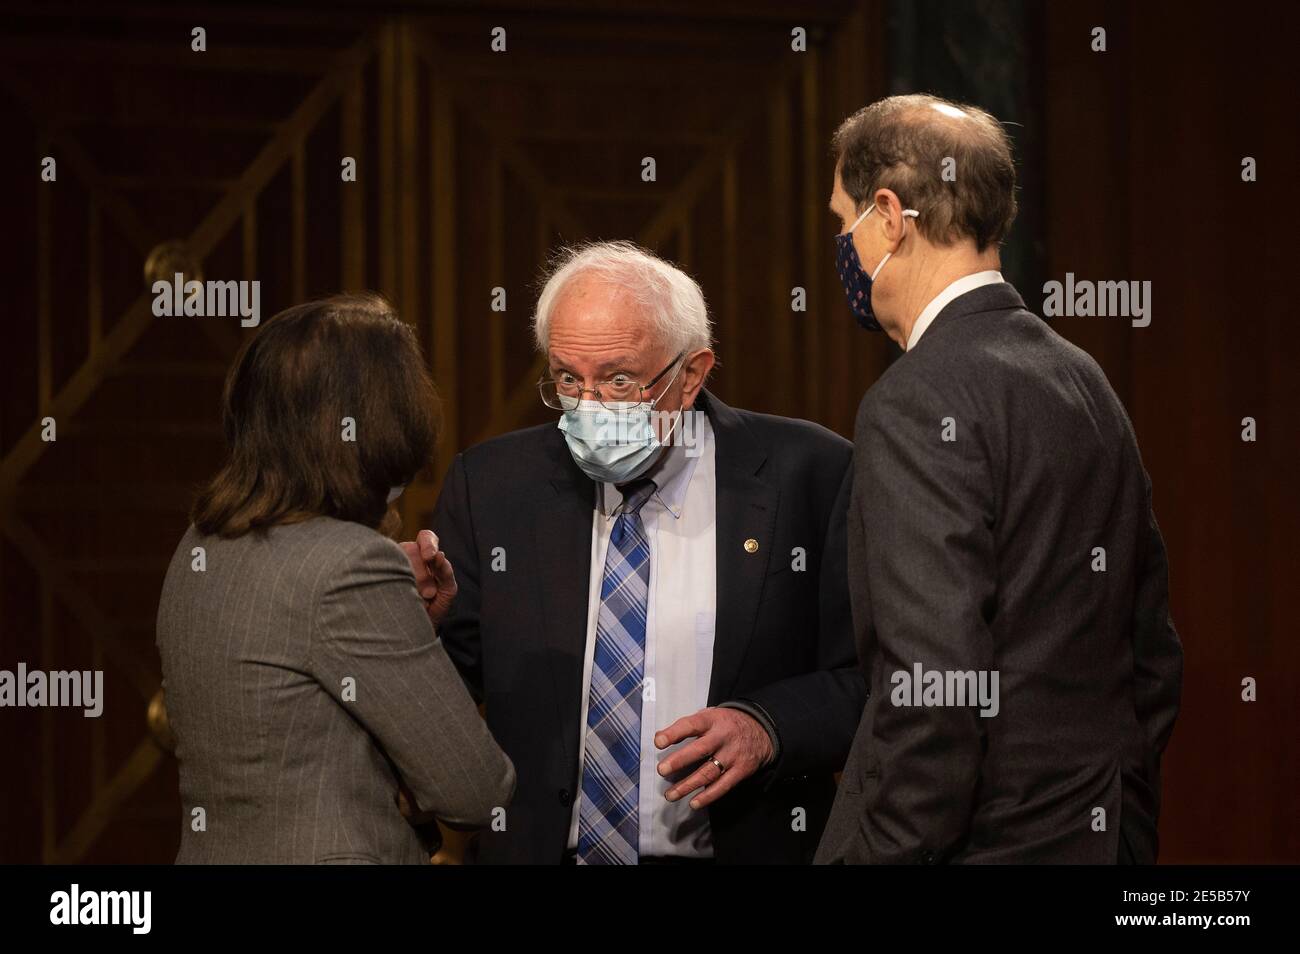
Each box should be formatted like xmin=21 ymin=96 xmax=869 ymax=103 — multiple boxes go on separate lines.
xmin=596 ymin=415 xmax=711 ymax=519
xmin=906 ymin=270 xmax=1004 ymax=351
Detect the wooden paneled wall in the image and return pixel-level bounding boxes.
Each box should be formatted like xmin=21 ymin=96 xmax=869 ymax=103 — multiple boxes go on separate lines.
xmin=1041 ymin=1 xmax=1299 ymax=862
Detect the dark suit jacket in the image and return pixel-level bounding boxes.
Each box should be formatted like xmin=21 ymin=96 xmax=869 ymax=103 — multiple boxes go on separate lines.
xmin=432 ymin=390 xmax=865 ymax=863
xmin=155 ymin=517 xmax=516 ymax=864
xmin=815 ymin=282 xmax=1182 ymax=865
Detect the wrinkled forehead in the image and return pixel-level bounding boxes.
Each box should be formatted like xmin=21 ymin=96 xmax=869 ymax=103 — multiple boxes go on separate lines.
xmin=547 ymin=274 xmax=663 ymax=362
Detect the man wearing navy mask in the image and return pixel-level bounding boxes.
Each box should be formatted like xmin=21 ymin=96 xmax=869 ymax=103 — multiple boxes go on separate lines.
xmin=409 ymin=240 xmax=864 ymax=864
xmin=815 ymin=95 xmax=1182 ymax=864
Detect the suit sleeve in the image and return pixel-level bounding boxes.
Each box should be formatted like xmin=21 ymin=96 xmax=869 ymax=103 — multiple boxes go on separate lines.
xmin=431 ymin=452 xmax=485 ymax=703
xmin=852 ymin=379 xmax=997 ymax=864
xmin=1130 ymin=469 xmax=1183 ymax=787
xmin=732 ymin=444 xmax=868 ymax=781
xmin=308 ymin=534 xmax=515 ymax=827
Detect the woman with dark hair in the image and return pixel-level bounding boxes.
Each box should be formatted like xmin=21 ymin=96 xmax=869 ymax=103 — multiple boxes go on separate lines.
xmin=156 ymin=293 xmax=514 ymax=864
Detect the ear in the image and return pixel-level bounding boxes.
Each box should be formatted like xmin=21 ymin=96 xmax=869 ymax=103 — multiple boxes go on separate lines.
xmin=679 ymin=349 xmax=715 ymax=409
xmin=872 ymin=188 xmax=909 ymax=246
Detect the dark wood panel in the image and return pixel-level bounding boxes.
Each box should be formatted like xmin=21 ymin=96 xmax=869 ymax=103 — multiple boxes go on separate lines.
xmin=1043 ymin=0 xmax=1299 ymax=863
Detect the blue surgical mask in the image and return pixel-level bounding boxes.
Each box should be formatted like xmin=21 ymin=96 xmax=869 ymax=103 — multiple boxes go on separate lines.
xmin=558 ymin=365 xmax=684 ymax=484
xmin=834 ymin=205 xmax=919 ymax=331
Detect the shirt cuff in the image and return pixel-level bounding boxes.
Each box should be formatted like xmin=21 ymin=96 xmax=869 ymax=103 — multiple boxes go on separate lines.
xmin=717 ymin=699 xmax=781 ymax=768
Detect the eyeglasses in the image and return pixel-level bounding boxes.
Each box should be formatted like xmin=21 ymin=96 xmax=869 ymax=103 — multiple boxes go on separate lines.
xmin=539 ymin=352 xmax=685 ymax=411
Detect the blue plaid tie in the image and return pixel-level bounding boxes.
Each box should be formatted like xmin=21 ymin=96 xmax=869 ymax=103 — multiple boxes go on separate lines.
xmin=577 ymin=478 xmax=657 ymax=865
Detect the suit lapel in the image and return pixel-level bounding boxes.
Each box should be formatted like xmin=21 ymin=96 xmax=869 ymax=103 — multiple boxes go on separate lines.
xmin=531 ymin=429 xmax=596 ymax=773
xmin=701 ymin=391 xmax=779 ymax=705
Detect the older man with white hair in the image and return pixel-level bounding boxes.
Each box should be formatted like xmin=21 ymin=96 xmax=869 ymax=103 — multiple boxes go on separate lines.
xmin=412 ymin=240 xmax=864 ymax=864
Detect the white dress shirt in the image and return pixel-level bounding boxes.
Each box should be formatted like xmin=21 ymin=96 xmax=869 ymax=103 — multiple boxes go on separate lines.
xmin=566 ymin=415 xmax=718 ymax=858
xmin=906 ymin=270 xmax=1004 ymax=351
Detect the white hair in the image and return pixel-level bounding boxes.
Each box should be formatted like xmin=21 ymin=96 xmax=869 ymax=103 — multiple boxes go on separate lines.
xmin=532 ymin=240 xmax=714 ymax=356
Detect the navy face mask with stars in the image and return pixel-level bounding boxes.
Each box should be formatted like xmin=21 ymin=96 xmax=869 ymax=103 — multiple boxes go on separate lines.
xmin=834 ymin=205 xmax=919 ymax=332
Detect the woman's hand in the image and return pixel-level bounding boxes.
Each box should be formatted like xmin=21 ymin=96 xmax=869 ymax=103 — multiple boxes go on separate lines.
xmin=399 ymin=529 xmax=458 ymax=625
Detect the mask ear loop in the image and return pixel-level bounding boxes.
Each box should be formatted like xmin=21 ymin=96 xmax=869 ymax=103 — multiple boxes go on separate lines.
xmin=649 ymin=356 xmax=689 ymax=448
xmin=868 ymin=208 xmax=920 ymax=281
xmin=847 ymin=205 xmax=874 ymax=233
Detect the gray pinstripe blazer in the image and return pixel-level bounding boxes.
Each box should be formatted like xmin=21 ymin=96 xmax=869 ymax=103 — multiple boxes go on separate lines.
xmin=156 ymin=516 xmax=516 ymax=864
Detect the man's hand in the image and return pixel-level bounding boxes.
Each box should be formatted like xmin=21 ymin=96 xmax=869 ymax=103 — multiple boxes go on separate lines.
xmin=399 ymin=529 xmax=458 ymax=625
xmin=654 ymin=707 xmax=774 ymax=810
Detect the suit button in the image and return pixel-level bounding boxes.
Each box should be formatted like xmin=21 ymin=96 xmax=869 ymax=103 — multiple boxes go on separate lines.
xmin=921 ymin=849 xmax=935 ymax=864
xmin=559 ymin=788 xmax=572 ymax=807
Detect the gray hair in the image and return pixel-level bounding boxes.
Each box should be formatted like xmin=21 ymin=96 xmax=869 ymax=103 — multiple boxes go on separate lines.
xmin=833 ymin=94 xmax=1017 ymax=252
xmin=532 ymin=241 xmax=713 ymax=356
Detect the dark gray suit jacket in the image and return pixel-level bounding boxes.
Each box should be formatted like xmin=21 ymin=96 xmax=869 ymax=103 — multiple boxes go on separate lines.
xmin=156 ymin=516 xmax=516 ymax=864
xmin=815 ymin=282 xmax=1182 ymax=864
